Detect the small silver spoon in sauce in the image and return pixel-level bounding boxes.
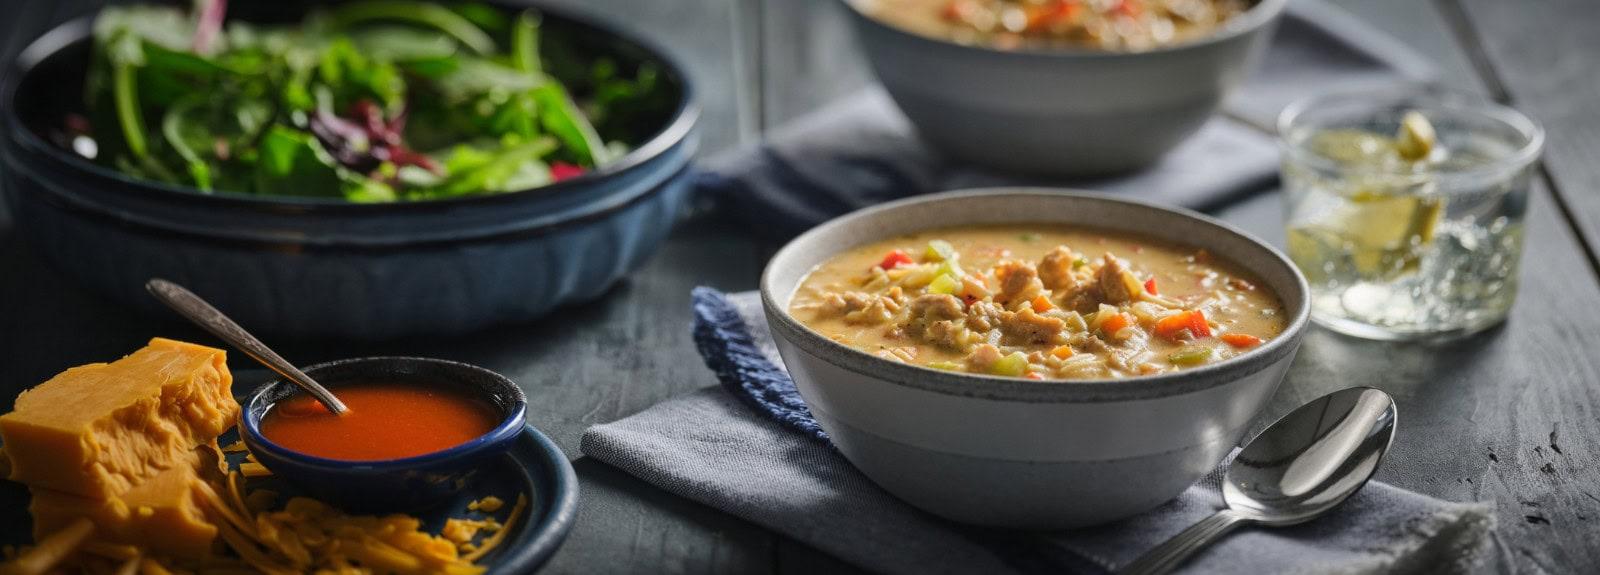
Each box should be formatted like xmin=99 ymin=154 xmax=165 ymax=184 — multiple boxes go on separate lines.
xmin=1119 ymin=387 xmax=1397 ymax=575
xmin=146 ymin=278 xmax=349 ymax=416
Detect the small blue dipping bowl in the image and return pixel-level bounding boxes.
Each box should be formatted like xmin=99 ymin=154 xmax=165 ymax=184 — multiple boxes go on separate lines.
xmin=240 ymin=357 xmax=528 ymax=513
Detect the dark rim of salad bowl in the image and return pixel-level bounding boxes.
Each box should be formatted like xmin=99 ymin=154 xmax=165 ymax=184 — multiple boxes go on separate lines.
xmin=838 ymin=0 xmax=1287 ymax=59
xmin=15 ymin=159 xmax=691 ymax=251
xmin=761 ymin=189 xmax=1313 ymax=403
xmin=240 ymin=356 xmax=529 ymax=471
xmin=0 ymin=3 xmax=700 ymax=215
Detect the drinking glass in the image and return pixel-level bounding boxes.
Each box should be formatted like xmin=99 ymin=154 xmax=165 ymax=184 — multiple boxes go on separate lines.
xmin=1277 ymin=90 xmax=1544 ymax=341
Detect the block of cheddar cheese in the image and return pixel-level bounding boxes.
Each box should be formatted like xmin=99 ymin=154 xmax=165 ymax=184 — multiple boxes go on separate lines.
xmin=0 ymin=338 xmax=236 ymax=498
xmin=28 ymin=446 xmax=225 ymax=560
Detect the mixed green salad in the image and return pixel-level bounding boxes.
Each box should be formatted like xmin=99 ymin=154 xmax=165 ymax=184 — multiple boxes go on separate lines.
xmin=63 ymin=0 xmax=669 ymax=201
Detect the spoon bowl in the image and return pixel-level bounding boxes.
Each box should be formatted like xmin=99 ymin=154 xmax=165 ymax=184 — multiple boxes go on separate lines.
xmin=1224 ymin=387 xmax=1398 ymax=525
xmin=1119 ymin=387 xmax=1397 ymax=575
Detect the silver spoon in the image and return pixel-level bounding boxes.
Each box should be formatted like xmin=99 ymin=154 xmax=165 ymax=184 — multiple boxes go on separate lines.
xmin=1119 ymin=387 xmax=1397 ymax=575
xmin=146 ymin=278 xmax=349 ymax=416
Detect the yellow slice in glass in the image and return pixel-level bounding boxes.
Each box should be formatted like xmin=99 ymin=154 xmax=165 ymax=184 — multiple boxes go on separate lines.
xmin=1309 ymin=129 xmax=1399 ymax=167
xmin=1395 ymin=111 xmax=1436 ymax=162
xmin=1288 ymin=186 xmax=1443 ymax=282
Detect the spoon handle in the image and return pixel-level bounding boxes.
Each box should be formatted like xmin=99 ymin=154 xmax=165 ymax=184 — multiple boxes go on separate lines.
xmin=1118 ymin=509 xmax=1248 ymax=575
xmin=146 ymin=279 xmax=349 ymax=415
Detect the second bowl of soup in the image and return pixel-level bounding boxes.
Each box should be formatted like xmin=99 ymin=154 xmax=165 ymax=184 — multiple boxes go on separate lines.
xmin=762 ymin=189 xmax=1309 ymax=528
xmin=839 ymin=0 xmax=1286 ymax=175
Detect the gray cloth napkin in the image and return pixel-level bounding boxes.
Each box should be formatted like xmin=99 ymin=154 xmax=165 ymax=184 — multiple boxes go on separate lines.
xmin=582 ymin=292 xmax=1497 ymax=575
xmin=698 ymin=0 xmax=1439 ymax=240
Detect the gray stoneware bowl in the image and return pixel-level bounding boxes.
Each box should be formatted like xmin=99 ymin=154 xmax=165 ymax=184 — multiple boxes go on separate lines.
xmin=761 ymin=189 xmax=1311 ymax=529
xmin=839 ymin=0 xmax=1286 ymax=176
xmin=0 ymin=3 xmax=698 ymax=340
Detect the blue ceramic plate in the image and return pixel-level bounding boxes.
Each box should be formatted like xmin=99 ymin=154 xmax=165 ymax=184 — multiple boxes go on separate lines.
xmin=0 ymin=408 xmax=578 ymax=573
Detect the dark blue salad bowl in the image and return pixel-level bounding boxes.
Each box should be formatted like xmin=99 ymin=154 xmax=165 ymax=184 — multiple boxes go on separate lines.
xmin=240 ymin=356 xmax=528 ymax=512
xmin=0 ymin=2 xmax=699 ymax=339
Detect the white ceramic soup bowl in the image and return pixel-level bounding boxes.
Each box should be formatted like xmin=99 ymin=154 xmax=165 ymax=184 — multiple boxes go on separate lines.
xmin=840 ymin=0 xmax=1286 ymax=176
xmin=761 ymin=189 xmax=1310 ymax=529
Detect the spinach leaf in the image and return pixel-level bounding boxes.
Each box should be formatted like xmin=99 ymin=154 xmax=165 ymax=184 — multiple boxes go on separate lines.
xmin=432 ymin=57 xmax=542 ymax=103
xmin=161 ymin=93 xmax=274 ymax=191
xmin=318 ymin=38 xmax=407 ymax=111
xmin=93 ymin=5 xmax=194 ymax=52
xmin=427 ymin=137 xmax=556 ymax=196
xmin=76 ymin=1 xmax=660 ymax=201
xmin=511 ymin=11 xmax=541 ymax=74
xmin=161 ymin=95 xmax=214 ymax=190
xmin=253 ymin=125 xmax=345 ymax=197
xmin=350 ymin=26 xmax=461 ymax=62
xmin=342 ymin=176 xmax=398 ymax=203
xmin=323 ymin=1 xmax=495 ymax=55
xmin=106 ymin=32 xmax=148 ymax=159
xmin=531 ymin=83 xmax=610 ymax=167
xmin=450 ymin=2 xmax=510 ymax=35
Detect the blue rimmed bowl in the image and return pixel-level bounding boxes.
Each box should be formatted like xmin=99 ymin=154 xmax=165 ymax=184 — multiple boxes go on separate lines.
xmin=240 ymin=356 xmax=528 ymax=512
xmin=0 ymin=2 xmax=699 ymax=339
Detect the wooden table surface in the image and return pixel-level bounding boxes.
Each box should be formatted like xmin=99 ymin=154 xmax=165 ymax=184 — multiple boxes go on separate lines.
xmin=2 ymin=0 xmax=1598 ymax=573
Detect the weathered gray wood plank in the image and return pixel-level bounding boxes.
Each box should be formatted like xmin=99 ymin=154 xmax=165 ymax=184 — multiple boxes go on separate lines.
xmin=1207 ymin=2 xmax=1600 ymax=571
xmin=750 ymin=0 xmax=1600 ymax=572
xmin=1450 ymin=0 xmax=1600 ymax=272
xmin=1215 ymin=181 xmax=1600 ymax=574
xmin=4 ymin=0 xmax=1599 ymax=572
xmin=545 ymin=460 xmax=776 ymax=574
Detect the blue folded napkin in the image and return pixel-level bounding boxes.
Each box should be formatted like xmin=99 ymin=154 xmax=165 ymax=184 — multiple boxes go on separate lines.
xmin=580 ymin=289 xmax=1499 ymax=575
xmin=694 ymin=0 xmax=1438 ymax=240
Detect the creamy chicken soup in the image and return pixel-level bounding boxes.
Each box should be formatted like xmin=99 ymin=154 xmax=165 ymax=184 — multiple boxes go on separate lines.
xmin=856 ymin=0 xmax=1253 ymax=52
xmin=789 ymin=225 xmax=1286 ymax=380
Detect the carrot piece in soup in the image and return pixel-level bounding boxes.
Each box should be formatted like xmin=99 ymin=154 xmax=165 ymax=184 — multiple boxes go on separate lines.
xmin=1188 ymin=310 xmax=1213 ymax=337
xmin=1100 ymin=313 xmax=1130 ymax=335
xmin=1155 ymin=310 xmax=1210 ymax=341
xmin=1221 ymin=333 xmax=1263 ymax=348
xmin=1031 ymin=295 xmax=1054 ymax=313
xmin=878 ymin=250 xmax=915 ymax=270
xmin=1144 ymin=278 xmax=1158 ymax=295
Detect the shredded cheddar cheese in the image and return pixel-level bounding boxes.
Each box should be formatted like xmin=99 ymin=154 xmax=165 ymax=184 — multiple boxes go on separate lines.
xmin=463 ymin=495 xmax=527 ymax=563
xmin=245 ymin=489 xmax=278 ymax=513
xmin=82 ymin=543 xmax=140 ymax=561
xmin=4 ymin=470 xmax=529 ymax=574
xmin=237 ymin=462 xmax=272 ymax=477
xmin=137 ymin=557 xmax=173 ymax=575
xmin=2 ymin=518 xmax=94 ymax=575
xmin=441 ymin=517 xmax=502 ymax=545
xmin=467 ymin=496 xmax=505 ymax=513
xmin=190 ymin=471 xmax=529 ymax=575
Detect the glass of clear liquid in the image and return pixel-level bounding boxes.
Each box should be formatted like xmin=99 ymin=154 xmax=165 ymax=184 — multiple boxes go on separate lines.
xmin=1278 ymin=90 xmax=1544 ymax=341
